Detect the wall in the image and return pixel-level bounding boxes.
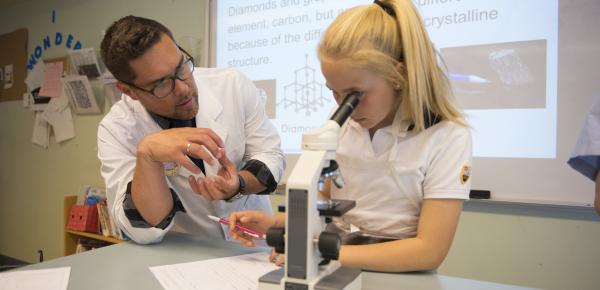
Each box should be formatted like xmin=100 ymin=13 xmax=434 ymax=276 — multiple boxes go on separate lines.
xmin=0 ymin=0 xmax=208 ymax=262
xmin=271 ymin=193 xmax=599 ymax=290
xmin=1 ymin=1 xmax=599 ymax=290
xmin=442 ymin=203 xmax=600 ymax=290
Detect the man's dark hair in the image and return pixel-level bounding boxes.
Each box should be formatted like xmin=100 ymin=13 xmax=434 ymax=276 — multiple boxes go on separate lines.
xmin=100 ymin=15 xmax=175 ymax=83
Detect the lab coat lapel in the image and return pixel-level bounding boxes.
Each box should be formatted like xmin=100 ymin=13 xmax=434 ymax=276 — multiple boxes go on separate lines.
xmin=195 ymin=92 xmax=227 ymax=178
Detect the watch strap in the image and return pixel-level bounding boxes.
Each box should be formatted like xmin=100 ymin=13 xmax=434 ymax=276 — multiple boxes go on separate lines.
xmin=225 ymin=174 xmax=246 ymax=202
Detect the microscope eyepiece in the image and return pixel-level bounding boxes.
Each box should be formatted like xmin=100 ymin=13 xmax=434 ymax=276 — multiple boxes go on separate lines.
xmin=330 ymin=92 xmax=363 ymax=126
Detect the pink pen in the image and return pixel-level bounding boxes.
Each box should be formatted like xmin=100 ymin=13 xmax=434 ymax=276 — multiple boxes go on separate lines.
xmin=208 ymin=215 xmax=266 ymax=239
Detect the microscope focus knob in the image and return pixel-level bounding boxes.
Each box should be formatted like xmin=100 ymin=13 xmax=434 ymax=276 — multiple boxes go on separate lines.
xmin=318 ymin=231 xmax=341 ymax=260
xmin=266 ymin=227 xmax=286 ymax=254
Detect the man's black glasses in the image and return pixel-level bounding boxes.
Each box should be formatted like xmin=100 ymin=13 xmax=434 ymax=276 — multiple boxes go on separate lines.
xmin=121 ymin=46 xmax=195 ymax=99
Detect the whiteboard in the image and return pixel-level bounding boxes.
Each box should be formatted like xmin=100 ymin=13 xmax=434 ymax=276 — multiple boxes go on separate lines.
xmin=208 ymin=0 xmax=600 ymax=207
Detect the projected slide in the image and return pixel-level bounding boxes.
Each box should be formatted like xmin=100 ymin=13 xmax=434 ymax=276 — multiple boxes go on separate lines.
xmin=214 ymin=0 xmax=558 ymax=158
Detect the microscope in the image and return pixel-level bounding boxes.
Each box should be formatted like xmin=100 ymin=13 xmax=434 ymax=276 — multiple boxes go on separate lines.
xmin=259 ymin=93 xmax=363 ymax=290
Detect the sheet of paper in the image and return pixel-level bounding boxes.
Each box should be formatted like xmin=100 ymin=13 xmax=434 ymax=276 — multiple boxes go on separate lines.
xmin=100 ymin=71 xmax=117 ymax=85
xmin=39 ymin=62 xmax=63 ymax=98
xmin=150 ymin=252 xmax=279 ymax=290
xmin=42 ymin=96 xmax=75 ymax=143
xmin=3 ymin=64 xmax=13 ymax=89
xmin=100 ymin=71 xmax=122 ymax=106
xmin=50 ymin=107 xmax=74 ymax=142
xmin=0 ymin=267 xmax=70 ymax=290
xmin=25 ymin=61 xmax=45 ymax=92
xmin=104 ymin=83 xmax=122 ymax=106
xmin=31 ymin=111 xmax=50 ymax=148
xmin=68 ymin=48 xmax=102 ymax=79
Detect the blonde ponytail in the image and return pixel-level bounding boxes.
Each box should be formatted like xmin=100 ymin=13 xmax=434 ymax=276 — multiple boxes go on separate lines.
xmin=318 ymin=0 xmax=467 ymax=132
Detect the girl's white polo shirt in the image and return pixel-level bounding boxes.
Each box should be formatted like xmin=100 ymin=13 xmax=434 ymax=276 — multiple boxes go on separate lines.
xmin=330 ymin=117 xmax=472 ymax=239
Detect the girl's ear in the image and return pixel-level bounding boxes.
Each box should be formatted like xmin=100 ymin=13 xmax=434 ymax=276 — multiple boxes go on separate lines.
xmin=392 ymin=62 xmax=406 ymax=90
xmin=116 ymin=82 xmax=138 ymax=100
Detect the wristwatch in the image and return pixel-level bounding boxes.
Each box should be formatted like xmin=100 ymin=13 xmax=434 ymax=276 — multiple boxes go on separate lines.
xmin=226 ymin=174 xmax=246 ymax=202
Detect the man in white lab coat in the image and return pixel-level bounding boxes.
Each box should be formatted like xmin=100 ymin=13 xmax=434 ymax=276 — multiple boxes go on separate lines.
xmin=568 ymin=96 xmax=600 ymax=215
xmin=97 ymin=16 xmax=285 ymax=243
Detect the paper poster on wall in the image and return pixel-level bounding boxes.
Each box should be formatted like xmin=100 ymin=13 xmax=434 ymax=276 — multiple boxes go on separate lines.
xmin=39 ymin=61 xmax=64 ymax=98
xmin=4 ymin=64 xmax=13 ymax=89
xmin=68 ymin=48 xmax=102 ymax=79
xmin=0 ymin=28 xmax=28 ymax=102
xmin=31 ymin=111 xmax=50 ymax=148
xmin=100 ymin=71 xmax=122 ymax=107
xmin=42 ymin=95 xmax=75 ymax=143
xmin=24 ymin=58 xmax=71 ymax=111
xmin=62 ymin=75 xmax=101 ymax=114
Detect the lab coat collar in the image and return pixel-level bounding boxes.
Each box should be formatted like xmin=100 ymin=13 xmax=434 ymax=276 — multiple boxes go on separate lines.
xmin=195 ymin=89 xmax=226 ymax=141
xmin=121 ymin=87 xmax=224 ymax=132
xmin=196 ymin=89 xmax=223 ymax=124
xmin=122 ymin=95 xmax=163 ymax=133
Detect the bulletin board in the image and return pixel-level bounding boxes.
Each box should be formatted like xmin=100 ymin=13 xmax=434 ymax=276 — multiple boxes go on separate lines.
xmin=0 ymin=28 xmax=28 ymax=102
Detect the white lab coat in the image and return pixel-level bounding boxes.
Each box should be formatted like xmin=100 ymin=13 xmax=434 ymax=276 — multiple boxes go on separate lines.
xmin=331 ymin=112 xmax=472 ymax=240
xmin=568 ymin=96 xmax=600 ymax=180
xmin=97 ymin=68 xmax=284 ymax=244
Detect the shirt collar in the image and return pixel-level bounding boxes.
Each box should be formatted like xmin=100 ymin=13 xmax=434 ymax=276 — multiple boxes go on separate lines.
xmin=347 ymin=108 xmax=411 ymax=137
xmin=148 ymin=112 xmax=196 ymax=129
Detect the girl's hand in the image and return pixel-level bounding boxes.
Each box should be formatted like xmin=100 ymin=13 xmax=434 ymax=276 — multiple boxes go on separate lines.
xmin=269 ymin=248 xmax=285 ymax=266
xmin=228 ymin=211 xmax=275 ymax=247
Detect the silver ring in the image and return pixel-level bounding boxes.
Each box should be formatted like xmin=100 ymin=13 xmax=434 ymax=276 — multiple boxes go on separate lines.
xmin=186 ymin=143 xmax=192 ymax=154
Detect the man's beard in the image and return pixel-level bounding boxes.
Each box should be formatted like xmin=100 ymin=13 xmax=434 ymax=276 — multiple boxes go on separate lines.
xmin=172 ymin=90 xmax=199 ymax=120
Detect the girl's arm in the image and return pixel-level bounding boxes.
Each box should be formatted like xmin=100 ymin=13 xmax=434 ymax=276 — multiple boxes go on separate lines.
xmin=338 ymin=198 xmax=464 ymax=272
xmin=318 ymin=177 xmax=331 ymax=199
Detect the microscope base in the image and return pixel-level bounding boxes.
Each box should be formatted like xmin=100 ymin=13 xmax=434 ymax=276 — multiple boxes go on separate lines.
xmin=259 ymin=266 xmax=362 ymax=290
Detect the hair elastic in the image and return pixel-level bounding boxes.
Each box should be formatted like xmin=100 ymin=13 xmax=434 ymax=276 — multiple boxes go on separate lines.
xmin=374 ymin=0 xmax=396 ymax=17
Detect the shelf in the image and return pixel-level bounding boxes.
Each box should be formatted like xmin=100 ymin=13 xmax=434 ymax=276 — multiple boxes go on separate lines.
xmin=66 ymin=230 xmax=124 ymax=244
xmin=64 ymin=195 xmax=125 ymax=256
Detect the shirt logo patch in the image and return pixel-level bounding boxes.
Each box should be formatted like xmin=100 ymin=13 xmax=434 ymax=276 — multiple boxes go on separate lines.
xmin=460 ymin=164 xmax=472 ymax=184
xmin=164 ymin=162 xmax=180 ymax=176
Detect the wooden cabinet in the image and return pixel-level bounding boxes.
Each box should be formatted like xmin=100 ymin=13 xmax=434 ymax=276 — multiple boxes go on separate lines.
xmin=63 ymin=195 xmax=124 ymax=256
